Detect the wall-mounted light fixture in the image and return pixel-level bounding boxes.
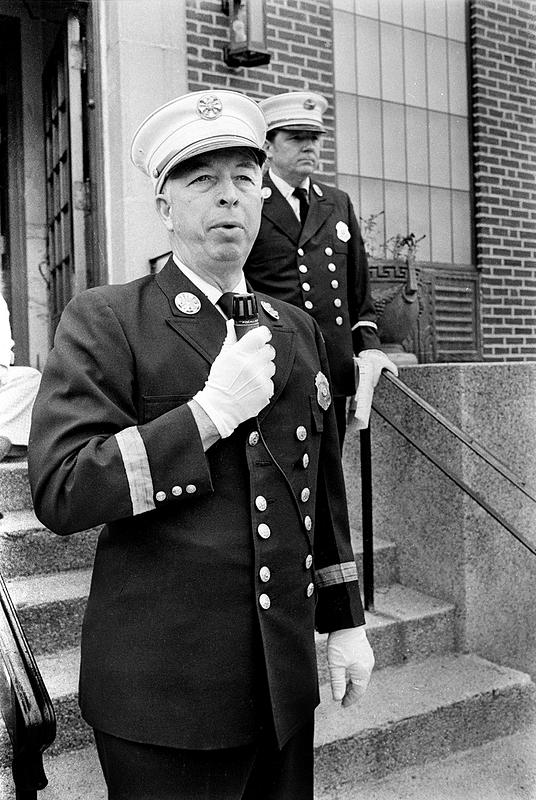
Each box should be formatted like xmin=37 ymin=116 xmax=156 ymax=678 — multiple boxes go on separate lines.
xmin=221 ymin=0 xmax=271 ymax=68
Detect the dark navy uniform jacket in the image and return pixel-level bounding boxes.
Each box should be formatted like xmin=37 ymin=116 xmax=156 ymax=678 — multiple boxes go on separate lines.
xmin=245 ymin=174 xmax=381 ymax=398
xmin=28 ymin=257 xmax=365 ymax=751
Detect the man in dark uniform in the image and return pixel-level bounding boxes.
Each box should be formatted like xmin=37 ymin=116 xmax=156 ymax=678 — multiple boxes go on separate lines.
xmin=28 ymin=90 xmax=374 ymax=800
xmin=244 ymin=91 xmax=397 ymax=446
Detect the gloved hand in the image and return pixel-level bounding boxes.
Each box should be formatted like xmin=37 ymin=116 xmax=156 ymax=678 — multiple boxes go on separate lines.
xmin=352 ymin=349 xmax=398 ymax=429
xmin=327 ymin=626 xmax=375 ymax=707
xmin=193 ymin=325 xmax=275 ymax=438
xmin=359 ymin=348 xmax=398 ymax=387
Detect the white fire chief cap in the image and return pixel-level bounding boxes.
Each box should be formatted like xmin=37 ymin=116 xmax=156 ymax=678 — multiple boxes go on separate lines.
xmin=260 ymin=91 xmax=328 ymax=134
xmin=130 ymin=90 xmax=267 ymax=194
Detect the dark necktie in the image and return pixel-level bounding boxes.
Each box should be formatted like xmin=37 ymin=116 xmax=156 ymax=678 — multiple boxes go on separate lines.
xmin=217 ymin=292 xmax=235 ymax=319
xmin=293 ymin=186 xmax=309 ymax=227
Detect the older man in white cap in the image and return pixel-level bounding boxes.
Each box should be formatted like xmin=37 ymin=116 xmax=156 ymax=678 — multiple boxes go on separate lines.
xmin=245 ymin=91 xmax=397 ymax=446
xmin=29 ymin=89 xmax=374 ymax=800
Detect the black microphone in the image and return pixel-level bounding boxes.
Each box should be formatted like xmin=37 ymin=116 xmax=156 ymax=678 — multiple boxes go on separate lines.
xmin=232 ymin=293 xmax=259 ymax=339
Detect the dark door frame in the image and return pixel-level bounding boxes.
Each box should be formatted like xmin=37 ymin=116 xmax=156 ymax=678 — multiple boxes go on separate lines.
xmin=0 ymin=14 xmax=28 ymax=363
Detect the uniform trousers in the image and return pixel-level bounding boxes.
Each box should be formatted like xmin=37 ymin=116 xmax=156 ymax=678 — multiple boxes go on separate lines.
xmin=94 ymin=717 xmax=314 ymax=800
xmin=333 ymin=395 xmax=348 ymax=450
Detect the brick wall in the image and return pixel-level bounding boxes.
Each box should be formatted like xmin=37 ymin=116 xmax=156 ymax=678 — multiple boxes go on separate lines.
xmin=470 ymin=0 xmax=536 ymax=360
xmin=185 ymin=0 xmax=336 ymax=182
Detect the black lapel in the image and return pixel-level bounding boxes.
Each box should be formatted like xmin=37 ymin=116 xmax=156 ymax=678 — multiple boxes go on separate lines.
xmin=256 ymin=295 xmax=297 ymax=422
xmin=261 ymin=175 xmax=301 ymax=244
xmin=155 ymin=257 xmax=227 ymax=365
xmin=299 ymin=182 xmax=334 ymax=246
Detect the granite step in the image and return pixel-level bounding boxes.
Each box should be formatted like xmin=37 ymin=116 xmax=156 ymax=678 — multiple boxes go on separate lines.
xmin=1 ymin=649 xmax=533 ymax=787
xmin=0 ymin=509 xmax=98 ymax=578
xmin=0 ymin=461 xmax=32 ymax=512
xmin=3 ymin=724 xmax=536 ymax=800
xmin=7 ymin=567 xmax=455 ymax=668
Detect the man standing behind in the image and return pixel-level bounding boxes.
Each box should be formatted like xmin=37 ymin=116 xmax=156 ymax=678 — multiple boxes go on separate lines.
xmin=245 ymin=91 xmax=397 ymax=446
xmin=29 ymin=90 xmax=374 ymax=800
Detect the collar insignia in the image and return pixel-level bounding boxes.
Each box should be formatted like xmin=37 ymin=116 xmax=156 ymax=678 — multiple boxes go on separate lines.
xmin=260 ymin=300 xmax=280 ymax=320
xmin=174 ymin=292 xmax=201 ymax=315
xmin=313 ymin=184 xmax=323 ymax=197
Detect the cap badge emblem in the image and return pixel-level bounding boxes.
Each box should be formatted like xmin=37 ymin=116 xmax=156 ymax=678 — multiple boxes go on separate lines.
xmin=175 ymin=292 xmax=201 ymax=315
xmin=336 ymin=220 xmax=351 ymax=242
xmin=197 ymin=95 xmax=223 ymax=120
xmin=315 ymin=371 xmax=331 ymax=411
xmin=313 ymin=184 xmax=323 ymax=197
xmin=304 ymin=98 xmax=316 ymax=110
xmin=260 ymin=300 xmax=279 ymax=320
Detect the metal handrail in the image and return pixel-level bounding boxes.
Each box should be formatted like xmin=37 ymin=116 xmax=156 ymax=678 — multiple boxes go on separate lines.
xmin=358 ymin=371 xmax=536 ymax=611
xmin=382 ymin=372 xmax=536 ymax=503
xmin=0 ymin=571 xmax=56 ymax=799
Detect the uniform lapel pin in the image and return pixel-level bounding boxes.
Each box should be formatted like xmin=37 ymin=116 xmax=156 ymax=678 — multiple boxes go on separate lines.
xmin=260 ymin=300 xmax=280 ymax=320
xmin=174 ymin=292 xmax=201 ymax=315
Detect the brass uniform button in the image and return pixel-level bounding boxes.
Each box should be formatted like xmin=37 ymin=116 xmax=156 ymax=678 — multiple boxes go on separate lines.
xmin=156 ymin=491 xmax=166 ymax=503
xmin=259 ymin=566 xmax=271 ymax=583
xmin=305 ymin=554 xmax=313 ymax=569
xmin=259 ymin=593 xmax=271 ymax=610
xmin=300 ymin=488 xmax=311 ymax=502
xmin=255 ymin=495 xmax=267 ymax=512
xmin=306 ymin=582 xmax=315 ymax=597
xmin=296 ymin=426 xmax=307 ymax=442
xmin=171 ymin=486 xmax=182 ymax=496
xmin=248 ymin=431 xmax=260 ymax=446
xmin=258 ymin=523 xmax=271 ymax=539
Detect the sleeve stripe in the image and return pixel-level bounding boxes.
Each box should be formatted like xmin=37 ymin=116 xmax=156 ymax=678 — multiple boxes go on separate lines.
xmin=352 ymin=321 xmax=378 ymax=331
xmin=115 ymin=427 xmax=156 ymax=516
xmin=316 ymin=561 xmax=359 ymax=587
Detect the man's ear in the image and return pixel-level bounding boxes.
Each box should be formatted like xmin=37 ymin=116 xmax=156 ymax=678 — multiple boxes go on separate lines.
xmin=155 ymin=193 xmax=174 ymax=232
xmin=263 ymin=138 xmax=273 ymax=162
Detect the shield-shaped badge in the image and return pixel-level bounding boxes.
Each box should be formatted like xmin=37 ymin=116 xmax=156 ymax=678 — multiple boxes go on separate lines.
xmin=315 ymin=371 xmax=331 ymax=410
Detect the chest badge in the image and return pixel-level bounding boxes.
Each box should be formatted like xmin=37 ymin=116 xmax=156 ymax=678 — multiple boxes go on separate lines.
xmin=315 ymin=371 xmax=331 ymax=411
xmin=260 ymin=300 xmax=280 ymax=320
xmin=261 ymin=186 xmax=272 ymax=200
xmin=174 ymin=292 xmax=201 ymax=315
xmin=336 ymin=221 xmax=351 ymax=242
xmin=313 ymin=184 xmax=323 ymax=197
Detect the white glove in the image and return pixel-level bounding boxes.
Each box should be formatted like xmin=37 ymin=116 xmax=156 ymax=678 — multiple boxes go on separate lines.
xmin=352 ymin=349 xmax=399 ymax=429
xmin=193 ymin=325 xmax=275 ymax=438
xmin=327 ymin=626 xmax=375 ymax=707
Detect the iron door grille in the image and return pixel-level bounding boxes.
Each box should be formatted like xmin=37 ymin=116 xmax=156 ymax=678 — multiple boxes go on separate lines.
xmin=43 ymin=13 xmax=87 ymax=338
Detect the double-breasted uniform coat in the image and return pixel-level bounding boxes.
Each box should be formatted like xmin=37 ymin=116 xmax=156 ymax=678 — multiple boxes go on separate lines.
xmin=29 ymin=257 xmax=365 ymax=752
xmin=244 ymin=174 xmax=381 ymax=399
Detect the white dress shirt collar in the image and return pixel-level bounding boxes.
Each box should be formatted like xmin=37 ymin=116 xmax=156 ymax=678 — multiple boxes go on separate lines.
xmin=269 ymin=170 xmax=310 ymax=221
xmin=172 ymin=254 xmax=247 ymax=308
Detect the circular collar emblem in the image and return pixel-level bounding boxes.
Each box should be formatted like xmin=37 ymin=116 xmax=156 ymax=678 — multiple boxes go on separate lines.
xmin=174 ymin=292 xmax=201 ymax=315
xmin=197 ymin=95 xmax=223 ymax=120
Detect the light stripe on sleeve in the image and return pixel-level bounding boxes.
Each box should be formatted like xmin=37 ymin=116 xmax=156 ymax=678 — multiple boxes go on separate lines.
xmin=316 ymin=561 xmax=359 ymax=588
xmin=351 ymin=320 xmax=378 ymax=332
xmin=115 ymin=426 xmax=156 ymax=516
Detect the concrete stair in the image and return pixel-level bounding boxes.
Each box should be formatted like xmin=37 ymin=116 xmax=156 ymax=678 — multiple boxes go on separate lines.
xmin=0 ymin=459 xmax=535 ymax=799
